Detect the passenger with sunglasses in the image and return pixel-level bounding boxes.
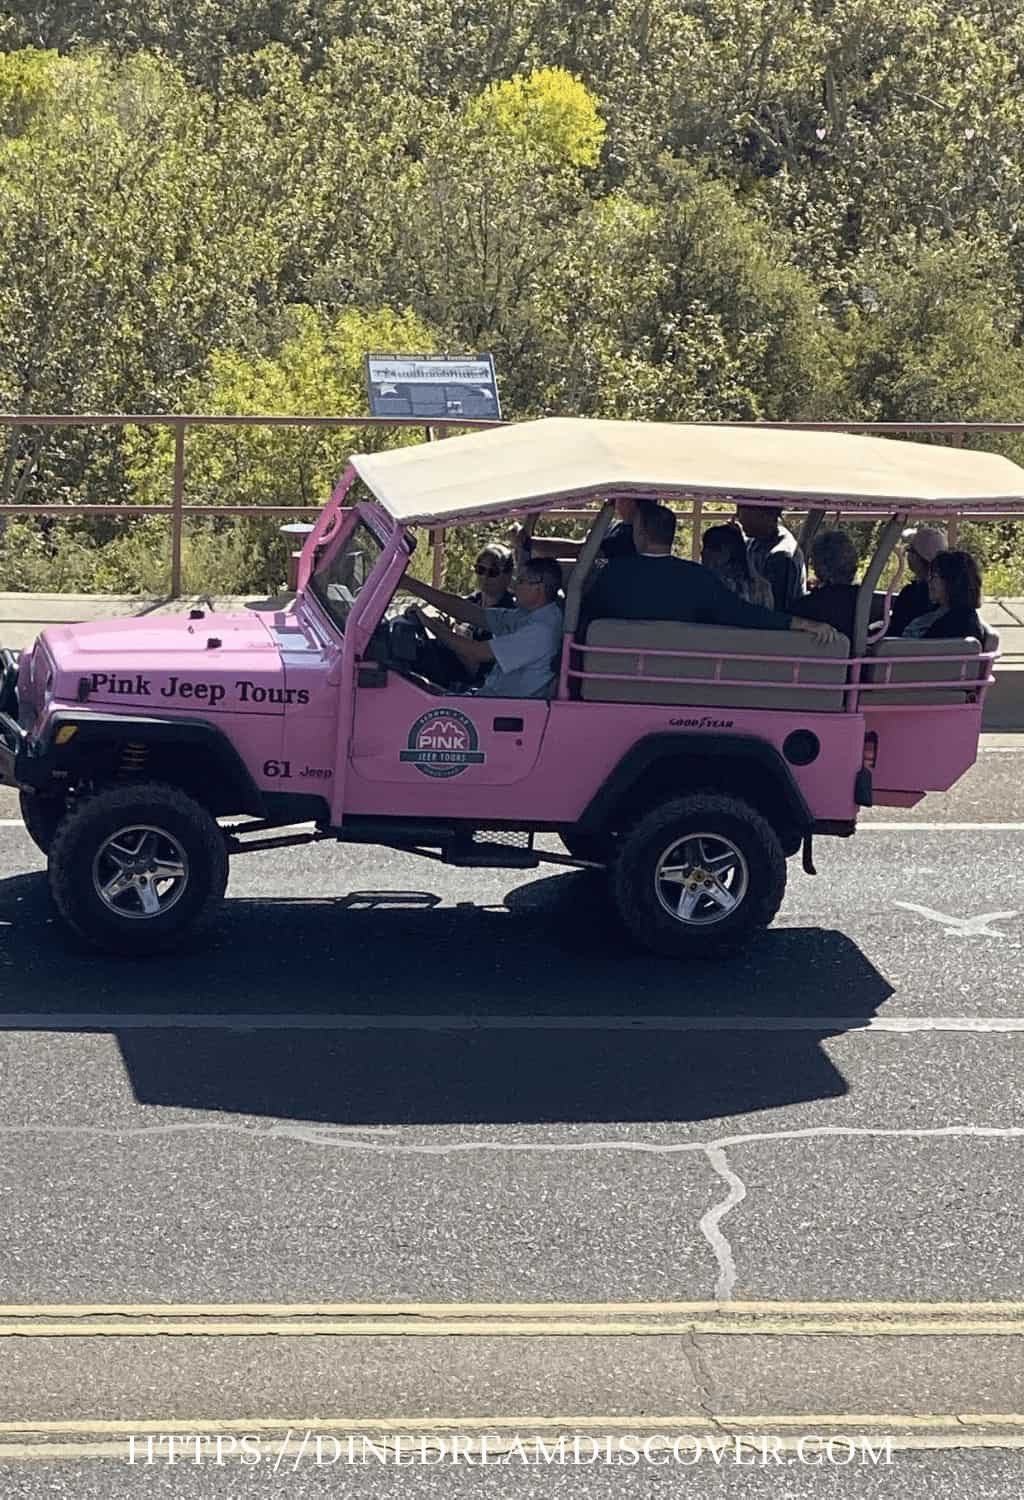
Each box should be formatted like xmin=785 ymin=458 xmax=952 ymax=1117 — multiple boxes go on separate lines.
xmin=466 ymin=545 xmax=516 ymax=625
xmin=451 ymin=544 xmax=515 ymax=683
xmin=403 ymin=543 xmax=516 ymax=688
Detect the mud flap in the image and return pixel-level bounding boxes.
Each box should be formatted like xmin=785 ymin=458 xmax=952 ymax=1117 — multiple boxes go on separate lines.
xmin=801 ymin=834 xmax=817 ymax=876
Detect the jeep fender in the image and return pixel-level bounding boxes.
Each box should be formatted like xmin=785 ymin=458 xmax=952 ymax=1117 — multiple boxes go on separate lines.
xmin=576 ymin=732 xmax=813 ymax=840
xmin=17 ymin=711 xmax=265 ymax=816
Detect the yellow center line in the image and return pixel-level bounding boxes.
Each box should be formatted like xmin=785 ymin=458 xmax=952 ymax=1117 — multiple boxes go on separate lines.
xmin=0 ymin=1414 xmax=1022 ymax=1436
xmin=0 ymin=1299 xmax=1021 ymax=1317
xmin=0 ymin=1317 xmax=1021 ymax=1337
xmin=2 ymin=1436 xmax=1024 ymax=1460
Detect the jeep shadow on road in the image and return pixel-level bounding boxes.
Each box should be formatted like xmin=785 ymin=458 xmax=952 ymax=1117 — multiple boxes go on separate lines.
xmin=0 ymin=866 xmax=892 ymax=1126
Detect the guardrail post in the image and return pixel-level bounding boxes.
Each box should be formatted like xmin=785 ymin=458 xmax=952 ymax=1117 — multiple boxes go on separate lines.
xmin=947 ymin=429 xmax=965 ymax=549
xmin=431 ymin=528 xmax=445 ymax=588
xmin=171 ymin=419 xmax=185 ymax=597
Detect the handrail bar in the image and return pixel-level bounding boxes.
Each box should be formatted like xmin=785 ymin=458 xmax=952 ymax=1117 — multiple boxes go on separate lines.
xmin=564 ymin=637 xmax=997 ymax=704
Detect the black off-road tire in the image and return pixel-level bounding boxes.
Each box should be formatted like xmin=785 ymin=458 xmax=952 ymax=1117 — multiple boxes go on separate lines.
xmin=610 ymin=793 xmax=787 ymax=958
xmin=19 ymin=791 xmax=67 ymax=855
xmin=47 ymin=781 xmax=228 ymax=955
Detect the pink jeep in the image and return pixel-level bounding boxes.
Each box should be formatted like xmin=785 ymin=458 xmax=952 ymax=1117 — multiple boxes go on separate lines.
xmin=0 ymin=419 xmax=1009 ymax=956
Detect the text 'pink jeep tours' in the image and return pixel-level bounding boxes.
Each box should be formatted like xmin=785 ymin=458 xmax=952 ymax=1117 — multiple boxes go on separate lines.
xmin=0 ymin=419 xmax=1009 ymax=956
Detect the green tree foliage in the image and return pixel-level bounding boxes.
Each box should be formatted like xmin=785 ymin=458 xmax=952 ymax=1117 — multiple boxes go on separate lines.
xmin=3 ymin=3 xmax=1024 ymax=590
xmin=127 ymin=303 xmax=437 ymax=511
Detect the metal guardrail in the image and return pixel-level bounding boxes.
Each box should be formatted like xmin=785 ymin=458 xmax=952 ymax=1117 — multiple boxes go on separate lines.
xmin=0 ymin=415 xmax=504 ymax=594
xmin=0 ymin=414 xmax=1021 ymax=594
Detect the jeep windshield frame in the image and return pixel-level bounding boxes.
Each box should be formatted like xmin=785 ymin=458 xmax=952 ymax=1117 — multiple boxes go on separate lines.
xmin=308 ymin=518 xmax=387 ymax=636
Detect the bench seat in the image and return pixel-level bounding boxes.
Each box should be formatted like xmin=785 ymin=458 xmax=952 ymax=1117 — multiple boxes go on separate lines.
xmin=859 ymin=634 xmax=996 ymax=706
xmin=577 ymin=620 xmax=851 ymax=710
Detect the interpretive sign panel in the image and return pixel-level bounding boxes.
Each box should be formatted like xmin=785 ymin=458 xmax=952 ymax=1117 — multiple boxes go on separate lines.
xmin=365 ymin=354 xmax=501 ymax=420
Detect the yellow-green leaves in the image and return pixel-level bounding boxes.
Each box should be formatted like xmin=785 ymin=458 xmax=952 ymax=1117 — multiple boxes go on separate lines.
xmin=466 ymin=67 xmax=605 ymax=170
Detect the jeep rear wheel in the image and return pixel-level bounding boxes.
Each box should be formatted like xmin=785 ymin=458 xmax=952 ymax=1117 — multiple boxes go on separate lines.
xmin=48 ymin=782 xmax=228 ymax=954
xmin=611 ymin=793 xmax=786 ymax=958
xmin=19 ymin=791 xmax=67 ymax=855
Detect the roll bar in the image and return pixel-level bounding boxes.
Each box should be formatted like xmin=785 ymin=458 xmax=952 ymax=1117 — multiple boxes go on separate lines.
xmin=562 ymin=501 xmax=615 ymax=636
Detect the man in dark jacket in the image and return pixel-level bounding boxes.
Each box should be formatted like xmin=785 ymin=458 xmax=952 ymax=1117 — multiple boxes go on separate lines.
xmin=579 ymin=502 xmax=837 ymax=644
xmin=735 ymin=504 xmax=807 ymax=612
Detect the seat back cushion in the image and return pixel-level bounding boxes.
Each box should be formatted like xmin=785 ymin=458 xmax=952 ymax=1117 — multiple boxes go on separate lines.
xmin=860 ymin=636 xmax=982 ymax=706
xmin=579 ymin=619 xmax=849 ymax=710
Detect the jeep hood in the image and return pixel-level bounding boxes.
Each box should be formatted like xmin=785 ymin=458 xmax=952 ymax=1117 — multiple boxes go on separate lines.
xmin=39 ymin=611 xmax=290 ymax=715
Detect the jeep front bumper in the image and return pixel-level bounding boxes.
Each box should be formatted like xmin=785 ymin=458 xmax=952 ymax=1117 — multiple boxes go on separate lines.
xmin=0 ymin=649 xmax=49 ymax=792
xmin=0 ymin=710 xmax=26 ymax=790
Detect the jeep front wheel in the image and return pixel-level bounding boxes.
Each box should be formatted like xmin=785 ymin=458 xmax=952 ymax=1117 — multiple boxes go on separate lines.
xmin=47 ymin=782 xmax=228 ymax=954
xmin=611 ymin=793 xmax=786 ymax=958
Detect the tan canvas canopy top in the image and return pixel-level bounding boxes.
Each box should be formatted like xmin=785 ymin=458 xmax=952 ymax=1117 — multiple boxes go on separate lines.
xmin=350 ymin=417 xmax=1024 ymax=525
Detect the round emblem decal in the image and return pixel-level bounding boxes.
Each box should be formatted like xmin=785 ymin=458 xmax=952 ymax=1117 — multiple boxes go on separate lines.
xmin=399 ymin=709 xmax=486 ymax=779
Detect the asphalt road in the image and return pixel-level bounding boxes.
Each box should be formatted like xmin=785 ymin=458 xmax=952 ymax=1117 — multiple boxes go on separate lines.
xmin=0 ymin=742 xmax=1021 ymax=1495
xmin=1 ymin=1451 xmax=1022 ymax=1500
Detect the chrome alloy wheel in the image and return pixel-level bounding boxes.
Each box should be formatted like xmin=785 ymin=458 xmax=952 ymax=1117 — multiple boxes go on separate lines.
xmin=91 ymin=825 xmax=189 ymax=920
xmin=654 ymin=832 xmax=749 ymax=927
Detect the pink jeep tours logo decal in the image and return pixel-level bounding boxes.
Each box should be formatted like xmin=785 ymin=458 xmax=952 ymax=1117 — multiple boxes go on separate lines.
xmin=400 ymin=709 xmax=485 ymax=779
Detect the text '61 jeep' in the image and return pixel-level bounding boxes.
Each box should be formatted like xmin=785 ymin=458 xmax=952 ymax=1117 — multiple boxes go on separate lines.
xmin=0 ymin=418 xmax=1010 ymax=955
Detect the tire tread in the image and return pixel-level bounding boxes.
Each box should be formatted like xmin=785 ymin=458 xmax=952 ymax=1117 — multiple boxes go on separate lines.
xmin=48 ymin=780 xmax=228 ymax=953
xmin=611 ymin=792 xmax=787 ymax=957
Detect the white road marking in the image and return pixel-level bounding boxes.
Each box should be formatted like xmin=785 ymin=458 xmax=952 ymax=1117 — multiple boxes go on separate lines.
xmin=1 ymin=1121 xmax=1020 ymax=1151
xmin=864 ymin=822 xmax=1024 ymax=830
xmin=0 ymin=1013 xmax=1023 ymax=1032
xmin=1 ymin=1122 xmax=1020 ymax=1303
xmin=895 ymin=902 xmax=1020 ymax=937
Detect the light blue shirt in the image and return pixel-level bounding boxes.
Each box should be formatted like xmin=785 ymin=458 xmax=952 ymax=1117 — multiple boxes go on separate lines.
xmin=478 ymin=602 xmax=562 ymax=698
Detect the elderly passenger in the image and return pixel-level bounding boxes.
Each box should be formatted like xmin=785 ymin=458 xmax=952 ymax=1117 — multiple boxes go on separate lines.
xmin=887 ymin=526 xmax=948 ymax=637
xmin=793 ymin=530 xmax=882 ymax=641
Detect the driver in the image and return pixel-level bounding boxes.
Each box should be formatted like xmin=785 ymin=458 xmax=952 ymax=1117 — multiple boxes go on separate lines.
xmin=401 ymin=558 xmax=564 ymax=698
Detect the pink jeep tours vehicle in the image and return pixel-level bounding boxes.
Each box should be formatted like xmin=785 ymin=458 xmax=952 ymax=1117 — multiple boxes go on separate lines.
xmin=0 ymin=419 xmax=1010 ymax=956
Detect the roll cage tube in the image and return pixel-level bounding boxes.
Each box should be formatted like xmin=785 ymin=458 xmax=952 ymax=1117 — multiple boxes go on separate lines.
xmin=562 ymin=500 xmax=615 ymax=636
xmin=853 ymin=514 xmax=907 ymax=656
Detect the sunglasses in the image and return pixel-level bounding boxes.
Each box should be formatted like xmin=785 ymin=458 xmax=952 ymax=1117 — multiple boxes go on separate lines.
xmin=474 ymin=563 xmax=503 ymax=578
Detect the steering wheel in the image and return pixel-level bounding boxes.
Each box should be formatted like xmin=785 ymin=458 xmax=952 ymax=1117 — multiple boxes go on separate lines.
xmin=401 ymin=605 xmax=432 ymax=644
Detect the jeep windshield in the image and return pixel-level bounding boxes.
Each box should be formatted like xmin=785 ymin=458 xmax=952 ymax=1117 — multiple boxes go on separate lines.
xmin=309 ymin=520 xmax=384 ymax=633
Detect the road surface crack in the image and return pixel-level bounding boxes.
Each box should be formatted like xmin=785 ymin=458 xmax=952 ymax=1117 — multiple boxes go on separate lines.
xmin=699 ymin=1145 xmax=747 ymax=1301
xmin=682 ymin=1330 xmax=717 ymax=1420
